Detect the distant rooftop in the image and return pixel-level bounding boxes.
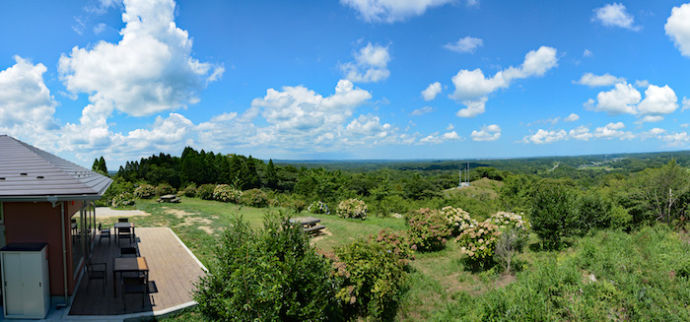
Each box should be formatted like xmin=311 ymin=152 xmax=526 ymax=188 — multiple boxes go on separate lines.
xmin=0 ymin=135 xmax=112 ymax=200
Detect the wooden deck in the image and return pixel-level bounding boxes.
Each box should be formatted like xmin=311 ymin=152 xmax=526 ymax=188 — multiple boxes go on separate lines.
xmin=68 ymin=227 xmax=206 ymax=316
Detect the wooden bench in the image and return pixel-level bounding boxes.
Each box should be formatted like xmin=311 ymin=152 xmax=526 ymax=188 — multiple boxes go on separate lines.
xmin=303 ymin=224 xmax=325 ymax=233
xmin=158 ymin=194 xmax=181 ymax=203
xmin=290 ymin=217 xmax=326 ymax=235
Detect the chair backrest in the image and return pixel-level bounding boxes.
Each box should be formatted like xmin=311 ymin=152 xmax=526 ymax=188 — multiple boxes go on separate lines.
xmin=120 ymin=247 xmax=138 ymax=257
xmin=118 ymin=218 xmax=129 ymax=223
xmin=119 ymin=227 xmax=131 ymax=234
xmin=98 ymin=223 xmax=102 ymax=230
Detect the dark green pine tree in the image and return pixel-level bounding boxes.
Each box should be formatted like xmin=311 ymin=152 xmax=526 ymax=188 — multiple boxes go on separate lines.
xmin=265 ymin=159 xmax=278 ymax=190
xmin=98 ymin=156 xmax=108 ymax=174
xmin=245 ymin=156 xmax=261 ymax=189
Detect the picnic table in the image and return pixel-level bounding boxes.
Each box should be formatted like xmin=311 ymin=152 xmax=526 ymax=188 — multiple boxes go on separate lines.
xmin=112 ymin=257 xmax=149 ymax=297
xmin=158 ymin=194 xmax=181 ymax=203
xmin=289 ymin=217 xmax=326 ymax=234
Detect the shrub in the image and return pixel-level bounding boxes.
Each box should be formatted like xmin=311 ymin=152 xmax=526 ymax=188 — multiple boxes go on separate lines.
xmin=457 ymin=221 xmax=501 ymax=270
xmin=239 ymin=189 xmax=268 ymax=207
xmin=406 ymin=208 xmax=451 ymax=252
xmin=530 ymin=179 xmax=578 ymax=250
xmin=197 ymin=184 xmax=215 ymax=200
xmin=98 ymin=177 xmax=134 ymax=207
xmin=337 ymin=199 xmax=368 ymax=219
xmin=213 ymin=184 xmax=242 ymax=203
xmin=489 ymin=211 xmax=527 ymax=231
xmin=289 ymin=199 xmax=307 ymax=213
xmin=372 ymin=230 xmax=415 ymax=264
xmin=155 ymin=183 xmax=175 ymax=196
xmin=332 ymin=238 xmax=410 ymax=320
xmin=494 ymin=227 xmax=526 ymax=273
xmin=182 ymin=183 xmax=197 ymax=197
xmin=441 ymin=206 xmax=476 ymax=236
xmin=195 ymin=214 xmax=338 ymax=320
xmin=111 ymin=192 xmax=135 ymax=208
xmin=133 ymin=184 xmax=155 ymax=199
xmin=308 ymin=201 xmax=330 ymax=214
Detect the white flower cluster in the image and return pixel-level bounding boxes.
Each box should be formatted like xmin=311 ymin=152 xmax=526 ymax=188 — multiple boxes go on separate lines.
xmin=441 ymin=206 xmax=477 ymax=236
xmin=489 ymin=211 xmax=527 ymax=231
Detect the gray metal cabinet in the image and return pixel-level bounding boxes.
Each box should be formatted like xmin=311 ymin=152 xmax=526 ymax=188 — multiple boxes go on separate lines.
xmin=1 ymin=243 xmax=50 ymax=319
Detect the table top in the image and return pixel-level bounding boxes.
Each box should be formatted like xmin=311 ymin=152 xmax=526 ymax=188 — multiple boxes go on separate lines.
xmin=114 ymin=222 xmax=134 ymax=229
xmin=290 ymin=217 xmax=321 ymax=225
xmin=113 ymin=257 xmax=148 ymax=272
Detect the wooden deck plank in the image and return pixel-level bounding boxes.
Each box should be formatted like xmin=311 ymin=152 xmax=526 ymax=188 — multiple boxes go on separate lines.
xmin=68 ymin=227 xmax=205 ymax=316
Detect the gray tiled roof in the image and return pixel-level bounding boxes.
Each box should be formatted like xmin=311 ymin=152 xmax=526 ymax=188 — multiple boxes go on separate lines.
xmin=0 ymin=135 xmax=112 ymax=199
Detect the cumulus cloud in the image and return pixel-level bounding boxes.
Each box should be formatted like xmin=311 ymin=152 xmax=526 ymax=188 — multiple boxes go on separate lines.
xmin=444 ymin=36 xmax=483 ymax=53
xmin=59 ymin=0 xmax=223 ymax=117
xmin=0 ymin=56 xmax=58 ymax=146
xmin=340 ymin=0 xmax=452 ymax=23
xmin=341 ymin=43 xmax=390 ymax=83
xmin=586 ymin=82 xmax=678 ymax=122
xmin=665 ymin=3 xmax=690 ymax=57
xmin=421 ymin=82 xmax=442 ymax=101
xmin=471 ymin=124 xmax=501 ymax=141
xmin=564 ymin=113 xmax=580 ymax=122
xmin=419 ymin=130 xmax=461 ymax=144
xmin=593 ymin=3 xmax=640 ymax=31
xmin=411 ymin=106 xmax=433 ymax=116
xmin=683 ymin=97 xmax=690 ymax=111
xmin=575 ymin=72 xmax=625 ymax=87
xmin=523 ymin=122 xmax=635 ymax=144
xmin=451 ymin=46 xmax=558 ymax=117
xmin=523 ymin=129 xmax=568 ymax=144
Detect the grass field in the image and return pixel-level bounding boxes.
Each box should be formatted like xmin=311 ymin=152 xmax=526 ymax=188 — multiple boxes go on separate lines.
xmin=103 ymin=197 xmax=518 ymax=320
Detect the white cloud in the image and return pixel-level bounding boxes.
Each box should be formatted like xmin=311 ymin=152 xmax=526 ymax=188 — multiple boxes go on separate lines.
xmin=419 ymin=130 xmax=461 ymax=144
xmin=471 ymin=124 xmax=501 ymax=141
xmin=564 ymin=113 xmax=579 ymax=122
xmin=341 ymin=43 xmax=390 ymax=83
xmin=593 ymin=3 xmax=640 ymax=31
xmin=588 ymin=82 xmax=641 ymax=115
xmin=340 ymin=0 xmax=452 ymax=23
xmin=93 ymin=23 xmax=107 ymax=34
xmin=446 ymin=123 xmax=454 ymax=130
xmin=683 ymin=97 xmax=690 ymax=111
xmin=665 ymin=3 xmax=690 ymax=57
xmin=523 ymin=129 xmax=568 ymax=144
xmin=637 ymin=85 xmax=678 ymax=116
xmin=421 ymin=82 xmax=442 ymax=101
xmin=451 ymin=46 xmax=557 ymax=117
xmin=0 ymin=56 xmax=58 ymax=144
xmin=575 ymin=72 xmax=625 ymax=87
xmin=444 ymin=36 xmax=483 ymax=54
xmin=660 ymin=132 xmax=690 ymax=146
xmin=59 ymin=0 xmax=223 ymax=117
xmin=583 ymin=49 xmax=593 ymax=57
xmin=593 ymin=122 xmax=634 ymax=140
xmin=586 ymin=81 xmax=679 ymax=122
xmin=569 ymin=126 xmax=593 ymax=141
xmin=634 ymin=80 xmax=649 ymax=88
xmin=411 ymin=106 xmax=433 ymax=116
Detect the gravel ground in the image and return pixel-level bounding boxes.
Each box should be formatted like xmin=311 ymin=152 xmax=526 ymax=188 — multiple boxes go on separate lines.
xmin=95 ymin=207 xmax=149 ymax=218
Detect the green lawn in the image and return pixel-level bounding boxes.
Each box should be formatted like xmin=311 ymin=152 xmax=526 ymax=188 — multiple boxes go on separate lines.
xmin=103 ymin=197 xmax=523 ymax=320
xmin=103 ymin=197 xmax=408 ymax=264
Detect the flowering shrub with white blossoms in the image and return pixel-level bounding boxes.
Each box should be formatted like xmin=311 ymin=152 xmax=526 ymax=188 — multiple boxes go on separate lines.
xmin=489 ymin=211 xmax=528 ymax=232
xmin=133 ymin=184 xmax=155 ymax=199
xmin=213 ymin=184 xmax=242 ymax=203
xmin=441 ymin=206 xmax=477 ymax=236
xmin=308 ymin=201 xmax=330 ymax=214
xmin=337 ymin=199 xmax=367 ymax=219
xmin=457 ymin=221 xmax=501 ymax=269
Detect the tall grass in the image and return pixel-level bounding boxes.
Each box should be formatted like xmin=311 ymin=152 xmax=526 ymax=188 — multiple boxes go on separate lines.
xmin=434 ymin=225 xmax=690 ymax=321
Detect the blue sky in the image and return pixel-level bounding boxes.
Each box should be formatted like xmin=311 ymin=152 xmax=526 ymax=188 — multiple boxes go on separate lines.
xmin=1 ymin=0 xmax=690 ymax=167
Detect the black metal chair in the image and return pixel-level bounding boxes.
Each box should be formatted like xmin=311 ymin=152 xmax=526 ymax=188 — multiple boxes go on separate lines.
xmin=86 ymin=261 xmax=107 ymax=294
xmin=98 ymin=223 xmax=111 ymax=245
xmin=120 ymin=247 xmax=139 ymax=258
xmin=117 ymin=227 xmax=133 ymax=246
xmin=118 ymin=218 xmax=129 ymax=223
xmin=122 ymin=276 xmax=149 ymax=310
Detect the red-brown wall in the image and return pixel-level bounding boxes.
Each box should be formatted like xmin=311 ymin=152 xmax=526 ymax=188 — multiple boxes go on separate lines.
xmin=3 ymin=200 xmax=82 ymax=296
